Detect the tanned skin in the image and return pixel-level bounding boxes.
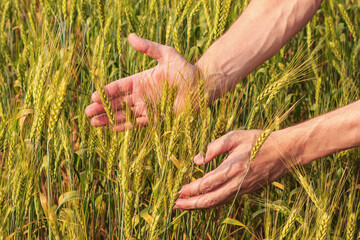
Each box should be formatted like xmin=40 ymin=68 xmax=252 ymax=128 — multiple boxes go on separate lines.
xmin=85 ymin=0 xmax=360 ymax=210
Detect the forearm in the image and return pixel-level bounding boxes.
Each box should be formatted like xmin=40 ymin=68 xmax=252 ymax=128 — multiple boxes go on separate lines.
xmin=277 ymin=100 xmax=360 ymax=166
xmin=197 ymin=0 xmax=323 ymax=100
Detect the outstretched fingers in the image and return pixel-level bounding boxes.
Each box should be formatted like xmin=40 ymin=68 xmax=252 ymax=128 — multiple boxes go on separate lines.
xmin=178 ymin=155 xmax=245 ymax=198
xmin=91 ymin=111 xmax=126 ymax=127
xmin=113 ymin=116 xmax=149 ymax=132
xmin=85 ymin=94 xmax=137 ymax=118
xmin=128 ymin=33 xmax=172 ymax=62
xmin=194 ymin=131 xmax=238 ymax=165
xmin=90 ymin=102 xmax=147 ymax=127
xmin=91 ymin=74 xmax=137 ymax=103
xmin=174 ymin=180 xmax=237 ymax=210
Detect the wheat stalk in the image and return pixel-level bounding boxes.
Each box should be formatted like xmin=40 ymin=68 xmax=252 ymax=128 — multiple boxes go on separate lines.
xmin=280 ymin=208 xmax=297 ymax=239
xmin=124 ymin=191 xmax=134 ymax=239
xmin=48 ymin=75 xmax=70 ymax=139
xmin=315 ymin=77 xmax=322 ymax=114
xmin=165 ymin=15 xmax=173 ymax=45
xmin=97 ymin=0 xmax=105 ymax=28
xmin=249 ymin=129 xmax=272 ymax=164
xmin=201 ymin=0 xmax=212 ymax=28
xmin=165 ymin=86 xmax=178 ymax=131
xmin=328 ymin=41 xmax=342 ymax=61
xmin=62 ymin=0 xmax=67 ymax=19
xmin=211 ymin=115 xmax=227 ymax=141
xmin=214 ymin=0 xmax=231 ymax=39
xmin=316 ymin=211 xmax=330 ymax=240
xmin=30 ymin=96 xmax=52 ymax=142
xmin=78 ymin=0 xmax=87 ymax=22
xmin=93 ymin=61 xmax=116 ymax=126
xmin=125 ymin=7 xmax=134 ymax=33
xmin=69 ymin=0 xmax=77 ymax=26
xmin=107 ymin=133 xmax=118 ymax=177
xmin=338 ymin=4 xmax=357 ymax=42
xmin=346 ymin=212 xmax=356 ymax=240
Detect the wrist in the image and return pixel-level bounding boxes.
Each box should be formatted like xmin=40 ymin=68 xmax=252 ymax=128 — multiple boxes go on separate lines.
xmin=267 ymin=128 xmax=305 ymax=168
xmin=250 ymin=130 xmax=295 ymax=183
xmin=273 ymin=103 xmax=360 ymax=167
xmin=195 ymin=56 xmax=233 ymax=102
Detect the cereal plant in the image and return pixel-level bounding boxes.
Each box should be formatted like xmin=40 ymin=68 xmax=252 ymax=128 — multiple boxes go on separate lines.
xmin=0 ymin=0 xmax=359 ymax=239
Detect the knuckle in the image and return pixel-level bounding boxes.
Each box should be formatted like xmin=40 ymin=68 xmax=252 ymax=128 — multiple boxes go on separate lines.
xmin=143 ymin=41 xmax=151 ymax=53
xmin=228 ymin=130 xmax=239 ymax=138
xmin=234 ymin=160 xmax=247 ymax=172
xmin=228 ymin=161 xmax=242 ymax=176
xmin=229 ymin=181 xmax=241 ymax=195
xmin=207 ymin=139 xmax=221 ymax=152
xmin=206 ymin=142 xmax=214 ymax=151
xmin=203 ymin=196 xmax=217 ymax=208
xmin=200 ymin=179 xmax=212 ymax=193
xmin=228 ymin=131 xmax=241 ymax=146
xmin=228 ymin=130 xmax=236 ymax=137
xmin=205 ymin=147 xmax=214 ymax=158
xmin=164 ymin=46 xmax=176 ymax=55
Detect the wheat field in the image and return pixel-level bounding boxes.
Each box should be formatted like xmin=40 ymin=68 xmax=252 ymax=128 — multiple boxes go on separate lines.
xmin=0 ymin=0 xmax=359 ymax=239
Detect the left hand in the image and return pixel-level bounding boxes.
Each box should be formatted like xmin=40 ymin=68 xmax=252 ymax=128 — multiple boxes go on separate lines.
xmin=85 ymin=33 xmax=199 ymax=131
xmin=174 ymin=130 xmax=291 ymax=210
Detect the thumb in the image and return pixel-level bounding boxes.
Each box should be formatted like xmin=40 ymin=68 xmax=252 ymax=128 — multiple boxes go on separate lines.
xmin=128 ymin=33 xmax=167 ymax=61
xmin=194 ymin=132 xmax=235 ymax=165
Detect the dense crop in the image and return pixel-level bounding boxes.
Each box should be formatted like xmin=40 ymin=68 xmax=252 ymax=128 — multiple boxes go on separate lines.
xmin=0 ymin=0 xmax=359 ymax=239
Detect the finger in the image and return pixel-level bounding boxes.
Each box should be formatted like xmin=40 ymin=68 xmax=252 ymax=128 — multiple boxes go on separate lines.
xmin=90 ymin=102 xmax=147 ymax=127
xmin=91 ymin=74 xmax=139 ymax=102
xmin=128 ymin=33 xmax=171 ymax=62
xmin=179 ymin=155 xmax=245 ymax=197
xmin=174 ymin=180 xmax=236 ymax=210
xmin=90 ymin=111 xmax=125 ymax=127
xmin=114 ymin=116 xmax=149 ymax=132
xmin=194 ymin=132 xmax=237 ymax=165
xmin=85 ymin=95 xmax=137 ymax=117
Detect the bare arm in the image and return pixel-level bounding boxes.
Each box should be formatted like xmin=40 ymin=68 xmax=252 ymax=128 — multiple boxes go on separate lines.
xmin=283 ymin=100 xmax=360 ymax=165
xmin=86 ymin=0 xmax=323 ymax=129
xmin=197 ymin=0 xmax=323 ymax=100
xmin=175 ymin=100 xmax=360 ymax=210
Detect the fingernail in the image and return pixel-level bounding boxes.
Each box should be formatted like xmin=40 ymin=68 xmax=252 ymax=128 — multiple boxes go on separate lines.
xmin=194 ymin=152 xmax=203 ymax=164
xmin=178 ymin=187 xmax=184 ymax=195
xmin=91 ymin=118 xmax=98 ymax=126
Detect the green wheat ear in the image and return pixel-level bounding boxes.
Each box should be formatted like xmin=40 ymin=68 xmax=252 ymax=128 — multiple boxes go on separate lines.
xmin=124 ymin=191 xmax=135 ymax=239
xmin=205 ymin=0 xmax=231 ymax=49
xmin=165 ymin=85 xmax=178 ymax=131
xmin=106 ymin=133 xmax=119 ymax=177
xmin=346 ymin=212 xmax=356 ymax=240
xmin=338 ymin=4 xmax=357 ymax=42
xmin=97 ymin=0 xmax=105 ymax=28
xmin=249 ymin=129 xmax=271 ymax=164
xmin=69 ymin=0 xmax=77 ymax=26
xmin=316 ymin=211 xmax=330 ymax=240
xmin=93 ymin=61 xmax=116 ymax=127
xmin=62 ymin=0 xmax=67 ymax=19
xmin=211 ymin=115 xmax=227 ymax=141
xmin=79 ymin=0 xmax=87 ymax=22
xmin=125 ymin=7 xmax=135 ymax=33
xmin=187 ymin=2 xmax=202 ymax=47
xmin=1 ymin=0 xmax=359 ymax=238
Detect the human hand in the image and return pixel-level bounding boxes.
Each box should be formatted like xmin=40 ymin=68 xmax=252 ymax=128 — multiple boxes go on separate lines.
xmin=174 ymin=130 xmax=291 ymax=210
xmin=85 ymin=33 xmax=199 ymax=131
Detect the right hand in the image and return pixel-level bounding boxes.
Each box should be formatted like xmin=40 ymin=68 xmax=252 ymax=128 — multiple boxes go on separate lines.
xmin=175 ymin=130 xmax=291 ymax=209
